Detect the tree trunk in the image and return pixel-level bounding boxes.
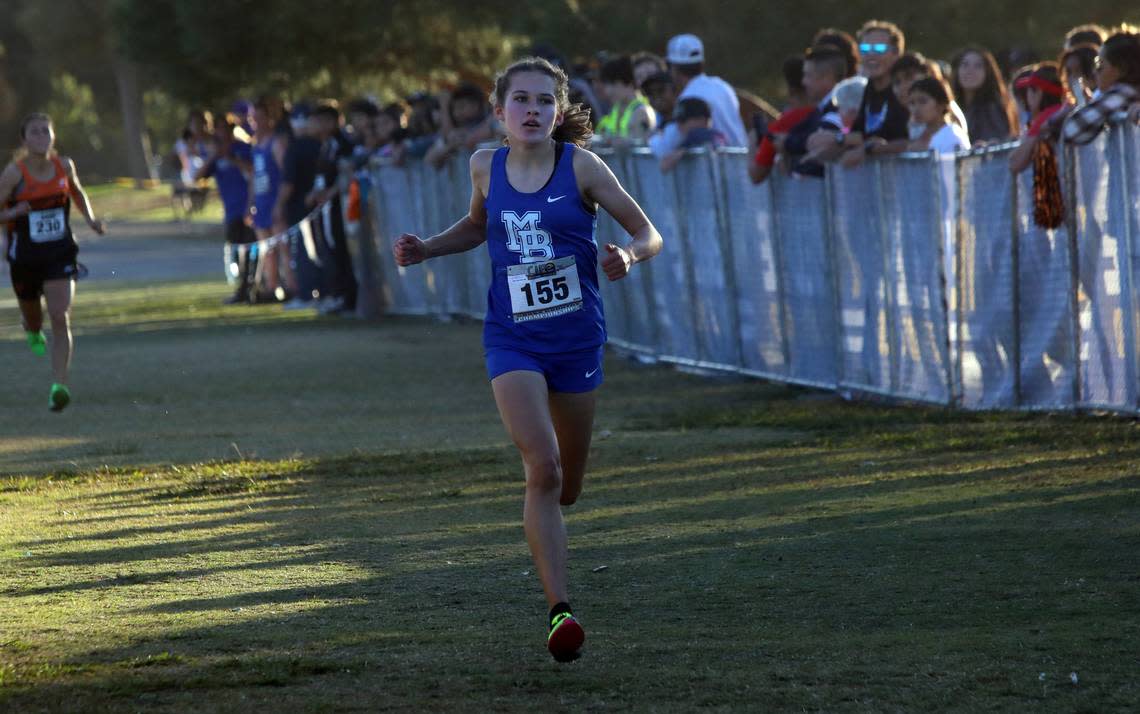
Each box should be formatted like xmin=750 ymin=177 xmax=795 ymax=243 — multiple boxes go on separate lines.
xmin=111 ymin=55 xmax=155 ymax=184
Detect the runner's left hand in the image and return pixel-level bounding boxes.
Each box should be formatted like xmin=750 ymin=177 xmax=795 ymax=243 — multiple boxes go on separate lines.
xmin=88 ymin=217 xmax=105 ymax=235
xmin=601 ymin=243 xmax=634 ymax=281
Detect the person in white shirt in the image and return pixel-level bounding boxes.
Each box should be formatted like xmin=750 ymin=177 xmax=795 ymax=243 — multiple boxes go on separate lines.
xmin=906 ymin=77 xmax=971 ymax=154
xmin=648 ymin=33 xmax=747 ymax=158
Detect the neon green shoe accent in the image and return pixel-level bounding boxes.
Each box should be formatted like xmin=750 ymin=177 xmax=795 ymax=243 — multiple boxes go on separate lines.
xmin=49 ymin=383 xmax=70 ymax=412
xmin=548 ymin=612 xmax=575 ymax=641
xmin=26 ymin=330 xmax=46 ymax=356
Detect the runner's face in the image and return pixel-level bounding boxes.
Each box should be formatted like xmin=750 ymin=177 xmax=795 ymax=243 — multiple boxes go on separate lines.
xmin=23 ymin=120 xmax=54 ymax=155
xmin=497 ymin=71 xmax=562 ymax=145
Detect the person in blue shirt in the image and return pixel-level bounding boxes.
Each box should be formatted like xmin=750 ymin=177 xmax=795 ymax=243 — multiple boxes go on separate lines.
xmin=394 ymin=57 xmax=662 ymax=663
xmin=198 ymin=114 xmax=255 ymax=304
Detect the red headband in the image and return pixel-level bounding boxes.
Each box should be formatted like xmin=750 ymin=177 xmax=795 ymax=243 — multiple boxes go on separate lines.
xmin=1014 ymin=75 xmax=1065 ymax=97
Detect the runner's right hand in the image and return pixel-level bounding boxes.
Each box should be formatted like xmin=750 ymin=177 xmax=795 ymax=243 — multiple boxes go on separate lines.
xmin=393 ymin=233 xmax=428 ymax=266
xmin=7 ymin=201 xmax=30 ymax=219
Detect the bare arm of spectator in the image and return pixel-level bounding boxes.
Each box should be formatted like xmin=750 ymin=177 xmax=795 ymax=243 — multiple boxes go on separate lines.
xmin=1008 ymin=134 xmax=1039 ymax=174
xmin=424 ymin=135 xmax=453 ymax=169
xmin=805 ymin=129 xmax=846 ymax=162
xmin=659 ymin=147 xmax=685 ymax=173
xmin=648 ymin=122 xmax=682 ymax=159
xmin=748 ymin=161 xmax=773 ymax=184
xmin=462 ymin=117 xmax=498 ymax=150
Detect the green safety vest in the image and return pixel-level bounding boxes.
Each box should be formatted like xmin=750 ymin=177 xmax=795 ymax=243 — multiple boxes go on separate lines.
xmin=597 ymin=94 xmax=651 ymax=137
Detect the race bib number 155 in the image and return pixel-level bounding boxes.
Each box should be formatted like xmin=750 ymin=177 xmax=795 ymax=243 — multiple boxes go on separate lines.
xmin=507 ymin=256 xmax=583 ymax=323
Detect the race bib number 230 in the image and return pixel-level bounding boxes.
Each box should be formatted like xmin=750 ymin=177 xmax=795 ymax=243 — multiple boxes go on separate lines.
xmin=29 ymin=208 xmax=66 ymax=243
xmin=507 ymin=256 xmax=583 ymax=323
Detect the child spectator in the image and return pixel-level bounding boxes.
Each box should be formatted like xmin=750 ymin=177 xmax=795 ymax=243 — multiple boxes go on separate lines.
xmin=375 ymin=101 xmax=408 ymax=162
xmin=346 ymin=97 xmax=381 ymax=162
xmin=659 ymin=98 xmax=725 ymax=172
xmin=595 ymin=55 xmax=656 ymax=142
xmin=173 ymin=109 xmax=213 ymax=214
xmin=1009 ymin=62 xmax=1066 ymax=173
xmin=175 ymin=109 xmax=212 ymax=188
xmin=248 ymin=95 xmax=294 ymax=302
xmin=1061 ymin=43 xmax=1100 ymax=105
xmin=906 ymin=77 xmax=971 ymax=153
xmin=632 ymin=52 xmax=668 ymax=92
xmin=840 ymin=20 xmax=911 ymax=167
xmin=812 ymin=28 xmax=860 ymax=78
xmin=196 ymin=113 xmax=255 ymax=304
xmin=402 ymin=92 xmax=441 ymax=159
xmin=1008 ymin=63 xmax=1068 ymax=228
xmin=749 ymin=55 xmax=814 ymax=184
xmin=1062 ymin=29 xmax=1140 ymax=144
xmin=951 ymin=46 xmax=1019 ymax=144
xmin=1064 ymin=24 xmax=1108 ymax=50
xmin=641 ymin=71 xmax=677 ymax=130
xmin=781 ymin=45 xmax=847 ymax=178
xmin=426 ymin=82 xmax=498 ymax=168
xmin=889 ymin=53 xmax=968 ymax=142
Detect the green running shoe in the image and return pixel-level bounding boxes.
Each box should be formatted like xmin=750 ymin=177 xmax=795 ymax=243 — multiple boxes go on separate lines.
xmin=26 ymin=330 xmax=46 ymax=356
xmin=49 ymin=383 xmax=70 ymax=412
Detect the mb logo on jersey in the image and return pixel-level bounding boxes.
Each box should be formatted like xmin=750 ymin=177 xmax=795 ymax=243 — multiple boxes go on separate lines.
xmin=502 ymin=211 xmax=554 ymax=263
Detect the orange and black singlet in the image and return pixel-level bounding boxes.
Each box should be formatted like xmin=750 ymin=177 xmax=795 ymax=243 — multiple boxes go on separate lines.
xmin=5 ymin=156 xmax=76 ymax=266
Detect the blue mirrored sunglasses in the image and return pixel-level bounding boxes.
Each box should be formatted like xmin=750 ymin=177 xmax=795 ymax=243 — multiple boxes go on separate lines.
xmin=859 ymin=42 xmax=891 ymax=55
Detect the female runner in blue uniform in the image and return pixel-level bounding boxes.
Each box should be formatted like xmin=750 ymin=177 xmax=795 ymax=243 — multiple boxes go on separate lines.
xmin=1 ymin=113 xmax=104 ymax=411
xmin=394 ymin=58 xmax=662 ymax=662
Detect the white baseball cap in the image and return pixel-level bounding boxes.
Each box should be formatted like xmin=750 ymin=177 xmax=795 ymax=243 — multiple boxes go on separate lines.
xmin=666 ymin=34 xmax=704 ymax=65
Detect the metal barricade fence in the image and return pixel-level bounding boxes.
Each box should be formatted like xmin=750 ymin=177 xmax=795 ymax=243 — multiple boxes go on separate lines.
xmin=353 ymin=125 xmax=1140 ymax=413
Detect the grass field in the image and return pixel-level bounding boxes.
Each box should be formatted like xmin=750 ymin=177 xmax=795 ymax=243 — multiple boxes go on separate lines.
xmin=1 ymin=279 xmax=1138 ymax=712
xmin=85 ymin=182 xmax=225 ymax=226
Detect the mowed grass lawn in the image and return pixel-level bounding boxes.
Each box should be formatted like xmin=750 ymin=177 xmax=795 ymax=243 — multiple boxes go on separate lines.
xmin=1 ymin=279 xmax=1138 ymax=712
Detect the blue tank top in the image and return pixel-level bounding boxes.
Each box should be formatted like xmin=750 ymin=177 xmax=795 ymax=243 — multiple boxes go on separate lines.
xmin=251 ymin=136 xmax=280 ymax=228
xmin=483 ymin=143 xmax=605 ymax=353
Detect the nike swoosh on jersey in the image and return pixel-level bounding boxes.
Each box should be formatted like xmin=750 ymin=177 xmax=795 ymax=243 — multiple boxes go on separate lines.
xmin=547 ymin=195 xmax=566 ymax=203
xmin=585 ymin=367 xmax=599 ymax=378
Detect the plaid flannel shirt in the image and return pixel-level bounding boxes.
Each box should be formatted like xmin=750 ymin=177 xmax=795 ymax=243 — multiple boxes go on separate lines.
xmin=1062 ymin=84 xmax=1139 ymax=145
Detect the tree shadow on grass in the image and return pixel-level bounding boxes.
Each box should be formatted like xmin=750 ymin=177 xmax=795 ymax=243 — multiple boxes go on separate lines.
xmin=4 ymin=435 xmax=1139 ymax=711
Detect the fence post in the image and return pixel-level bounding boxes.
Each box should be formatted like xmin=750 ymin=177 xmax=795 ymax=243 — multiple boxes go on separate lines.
xmin=873 ymin=160 xmax=899 ymax=393
xmin=823 ymin=165 xmax=846 ymax=391
xmin=671 ymin=151 xmax=708 ymax=364
xmin=1062 ymin=143 xmax=1084 ymax=408
xmin=768 ymin=173 xmax=794 ymax=374
xmin=1111 ymin=128 xmax=1140 ymax=411
xmin=709 ymin=150 xmax=745 ymax=369
xmin=930 ymin=153 xmax=955 ymax=405
xmin=1010 ymin=155 xmax=1023 ymax=407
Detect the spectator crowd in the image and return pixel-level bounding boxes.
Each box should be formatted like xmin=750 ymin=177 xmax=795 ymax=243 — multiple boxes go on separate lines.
xmin=173 ymin=19 xmax=1140 ymax=309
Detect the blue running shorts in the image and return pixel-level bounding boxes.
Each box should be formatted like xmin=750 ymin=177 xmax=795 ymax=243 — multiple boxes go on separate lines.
xmin=485 ymin=345 xmax=604 ymax=393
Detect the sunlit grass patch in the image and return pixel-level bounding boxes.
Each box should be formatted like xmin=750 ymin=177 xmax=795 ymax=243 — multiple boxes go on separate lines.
xmin=0 ymin=279 xmax=1138 ymax=711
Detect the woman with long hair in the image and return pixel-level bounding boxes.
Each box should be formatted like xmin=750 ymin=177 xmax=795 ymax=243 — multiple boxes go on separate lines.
xmin=393 ymin=57 xmax=662 ymax=662
xmin=950 ymin=46 xmax=1019 ymax=144
xmin=0 ymin=113 xmax=104 ymax=410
